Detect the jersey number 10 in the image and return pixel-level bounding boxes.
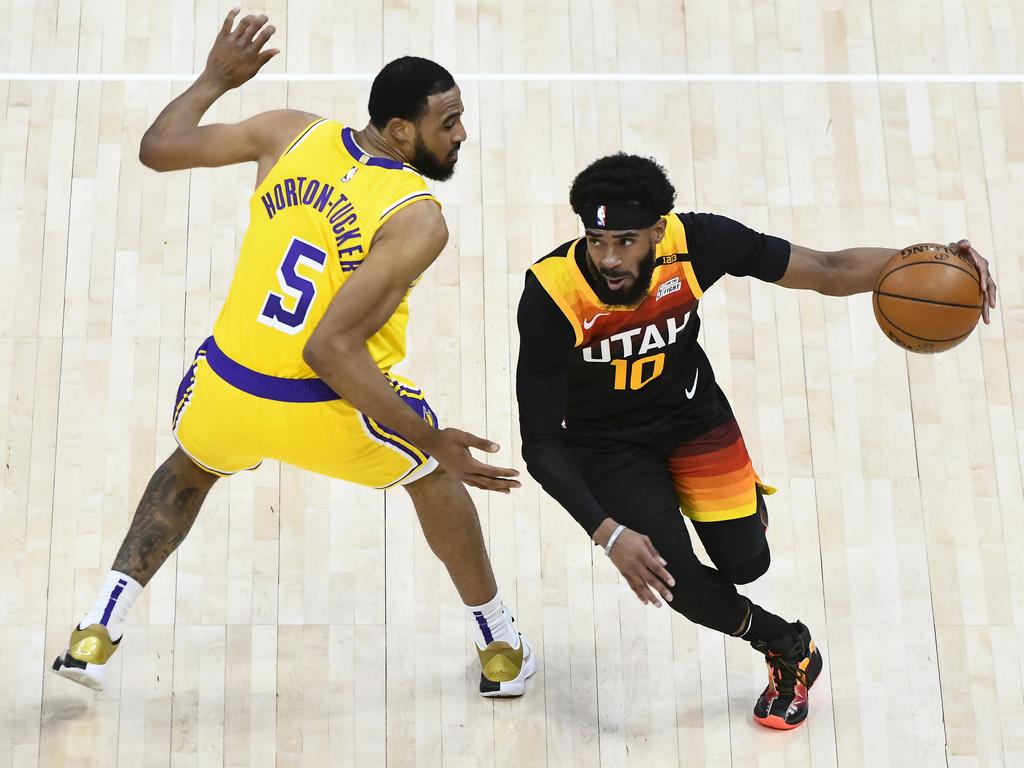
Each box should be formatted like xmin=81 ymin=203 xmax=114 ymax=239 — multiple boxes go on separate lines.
xmin=611 ymin=353 xmax=666 ymax=391
xmin=257 ymin=237 xmax=328 ymax=334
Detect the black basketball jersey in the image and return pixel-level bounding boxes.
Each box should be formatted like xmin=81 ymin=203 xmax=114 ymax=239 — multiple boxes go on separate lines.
xmin=518 ymin=212 xmax=790 ymax=438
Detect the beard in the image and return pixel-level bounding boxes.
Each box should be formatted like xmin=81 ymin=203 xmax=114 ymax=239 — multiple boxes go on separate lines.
xmin=591 ymin=245 xmax=656 ymax=307
xmin=410 ymin=134 xmax=457 ymax=181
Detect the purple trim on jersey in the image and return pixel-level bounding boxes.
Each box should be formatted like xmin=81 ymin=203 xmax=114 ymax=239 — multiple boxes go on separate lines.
xmin=341 ymin=127 xmax=406 ymax=170
xmin=174 ymin=359 xmax=195 ymax=409
xmin=359 ymin=386 xmax=438 ymax=464
xmin=100 ymin=579 xmax=129 ymax=626
xmin=204 ymin=337 xmax=340 ymax=403
xmin=284 ymin=118 xmax=326 ymax=154
xmin=380 ymin=192 xmax=433 ymax=221
xmin=361 ymin=414 xmax=425 ymax=465
xmin=384 ymin=387 xmax=437 ymax=432
xmin=173 ymin=341 xmax=208 ymax=428
xmin=473 ymin=611 xmax=494 ymax=644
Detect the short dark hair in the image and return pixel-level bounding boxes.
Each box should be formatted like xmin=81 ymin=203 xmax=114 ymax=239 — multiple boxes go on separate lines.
xmin=368 ymin=57 xmax=457 ymax=129
xmin=569 ymin=153 xmax=676 ymax=219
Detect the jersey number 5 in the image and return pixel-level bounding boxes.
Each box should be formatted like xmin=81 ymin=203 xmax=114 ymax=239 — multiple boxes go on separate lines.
xmin=257 ymin=237 xmax=327 ymax=334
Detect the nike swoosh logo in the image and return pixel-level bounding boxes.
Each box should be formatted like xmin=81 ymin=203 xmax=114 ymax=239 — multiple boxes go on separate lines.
xmin=583 ymin=312 xmax=609 ymax=329
xmin=685 ymin=369 xmax=699 ymax=399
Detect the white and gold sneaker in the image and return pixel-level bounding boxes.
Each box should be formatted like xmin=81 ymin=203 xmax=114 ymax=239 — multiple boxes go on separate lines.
xmin=51 ymin=624 xmax=121 ymax=691
xmin=477 ymin=633 xmax=537 ymax=697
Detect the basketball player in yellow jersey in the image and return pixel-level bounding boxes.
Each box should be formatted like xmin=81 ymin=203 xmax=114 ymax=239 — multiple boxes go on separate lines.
xmin=53 ymin=9 xmax=535 ymax=699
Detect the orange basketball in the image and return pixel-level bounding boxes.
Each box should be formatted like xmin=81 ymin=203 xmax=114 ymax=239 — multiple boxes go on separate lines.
xmin=872 ymin=243 xmax=983 ymax=353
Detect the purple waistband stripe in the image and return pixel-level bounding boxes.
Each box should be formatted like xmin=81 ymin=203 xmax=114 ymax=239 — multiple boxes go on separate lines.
xmin=193 ymin=338 xmax=439 ymax=463
xmin=203 ymin=337 xmax=341 ymax=403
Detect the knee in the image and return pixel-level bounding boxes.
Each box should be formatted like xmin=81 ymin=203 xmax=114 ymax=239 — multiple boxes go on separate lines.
xmin=405 ymin=464 xmax=465 ymax=505
xmin=171 ymin=448 xmax=220 ymax=491
xmin=717 ymin=546 xmax=771 ymax=585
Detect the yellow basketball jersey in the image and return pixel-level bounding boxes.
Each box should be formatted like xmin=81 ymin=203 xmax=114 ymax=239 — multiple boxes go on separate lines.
xmin=213 ymin=118 xmax=440 ymax=378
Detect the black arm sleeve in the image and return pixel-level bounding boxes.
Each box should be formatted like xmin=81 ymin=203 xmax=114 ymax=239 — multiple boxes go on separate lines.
xmin=682 ymin=212 xmax=791 ymax=292
xmin=516 ymin=273 xmax=610 ymax=536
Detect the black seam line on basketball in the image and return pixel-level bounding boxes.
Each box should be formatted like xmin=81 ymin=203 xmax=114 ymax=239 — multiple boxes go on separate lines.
xmin=874 ymin=291 xmax=983 ymax=309
xmin=878 ymin=303 xmax=973 ymax=342
xmin=880 ymin=259 xmax=981 ymax=287
xmin=877 ymin=302 xmax=973 ymax=342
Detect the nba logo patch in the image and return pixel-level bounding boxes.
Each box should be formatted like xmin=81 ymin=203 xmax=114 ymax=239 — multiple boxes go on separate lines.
xmin=341 ymin=166 xmax=358 ymax=183
xmin=656 ymin=276 xmax=681 ymax=300
xmin=596 ymin=205 xmax=606 ymax=227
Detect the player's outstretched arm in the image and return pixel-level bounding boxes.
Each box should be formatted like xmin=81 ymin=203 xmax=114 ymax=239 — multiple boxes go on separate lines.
xmin=303 ymin=202 xmax=520 ymax=493
xmin=139 ymin=9 xmax=315 ymax=175
xmin=775 ymin=243 xmax=898 ymax=296
xmin=777 ymin=239 xmax=997 ymax=323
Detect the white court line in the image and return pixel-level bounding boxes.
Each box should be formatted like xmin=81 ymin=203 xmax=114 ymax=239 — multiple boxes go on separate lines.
xmin=0 ymin=72 xmax=1023 ymax=83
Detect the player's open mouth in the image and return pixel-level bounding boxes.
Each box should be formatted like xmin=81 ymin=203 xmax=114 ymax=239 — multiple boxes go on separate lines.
xmin=604 ymin=274 xmax=629 ymax=290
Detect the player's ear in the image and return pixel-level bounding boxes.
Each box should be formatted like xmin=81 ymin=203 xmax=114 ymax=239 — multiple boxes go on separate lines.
xmin=651 ymin=218 xmax=667 ymax=244
xmin=385 ymin=116 xmax=414 ymax=145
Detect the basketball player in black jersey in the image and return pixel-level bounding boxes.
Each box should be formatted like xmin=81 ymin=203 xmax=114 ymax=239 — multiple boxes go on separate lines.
xmin=516 ymin=153 xmax=997 ymax=729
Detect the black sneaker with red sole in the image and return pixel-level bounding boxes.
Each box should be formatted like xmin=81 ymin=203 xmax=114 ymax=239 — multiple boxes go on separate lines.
xmin=751 ymin=621 xmax=823 ymax=730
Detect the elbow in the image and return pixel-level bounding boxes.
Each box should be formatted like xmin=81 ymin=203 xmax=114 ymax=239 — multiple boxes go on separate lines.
xmin=302 ymin=332 xmax=356 ymax=379
xmin=302 ymin=335 xmax=329 ymax=375
xmin=519 ymin=430 xmax=554 ymax=476
xmin=521 ymin=448 xmax=541 ymax=483
xmin=518 ymin=429 xmax=537 ymax=466
xmin=520 ymin=439 xmax=534 ymax=468
xmin=138 ymin=139 xmax=162 ymax=171
xmin=138 ymin=133 xmax=172 ymax=172
xmin=819 ymin=252 xmax=847 ymax=296
xmin=302 ymin=337 xmax=345 ymax=397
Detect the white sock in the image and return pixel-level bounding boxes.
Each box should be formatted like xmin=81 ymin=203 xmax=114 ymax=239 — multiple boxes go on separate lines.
xmin=466 ymin=592 xmax=519 ymax=649
xmin=79 ymin=570 xmax=144 ymax=641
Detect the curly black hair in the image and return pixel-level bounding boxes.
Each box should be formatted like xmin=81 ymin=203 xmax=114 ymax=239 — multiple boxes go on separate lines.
xmin=568 ymin=153 xmax=676 ymax=217
xmin=368 ymin=57 xmax=456 ymax=129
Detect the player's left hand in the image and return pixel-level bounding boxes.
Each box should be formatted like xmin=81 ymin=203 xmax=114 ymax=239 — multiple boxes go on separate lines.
xmin=204 ymin=9 xmax=280 ymax=91
xmin=425 ymin=428 xmax=521 ymax=493
xmin=949 ymin=239 xmax=997 ymax=324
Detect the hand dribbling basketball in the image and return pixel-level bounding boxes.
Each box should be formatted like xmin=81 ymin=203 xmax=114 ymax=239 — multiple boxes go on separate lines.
xmin=873 ymin=239 xmax=997 ymax=353
xmin=948 ymin=239 xmax=997 ymax=325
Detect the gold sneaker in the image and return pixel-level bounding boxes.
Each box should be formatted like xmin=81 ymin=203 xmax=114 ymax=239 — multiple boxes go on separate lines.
xmin=477 ymin=633 xmax=537 ymax=697
xmin=51 ymin=624 xmax=121 ymax=691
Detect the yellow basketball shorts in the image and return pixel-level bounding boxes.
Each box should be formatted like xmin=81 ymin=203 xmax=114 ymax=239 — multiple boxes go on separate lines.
xmin=172 ymin=337 xmax=439 ymax=488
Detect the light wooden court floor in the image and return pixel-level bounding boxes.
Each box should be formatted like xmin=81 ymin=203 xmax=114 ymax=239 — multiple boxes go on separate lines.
xmin=2 ymin=1 xmax=1023 ymax=766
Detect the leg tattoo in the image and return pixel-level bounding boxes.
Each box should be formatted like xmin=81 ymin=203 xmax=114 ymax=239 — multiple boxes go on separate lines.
xmin=111 ymin=449 xmax=218 ymax=586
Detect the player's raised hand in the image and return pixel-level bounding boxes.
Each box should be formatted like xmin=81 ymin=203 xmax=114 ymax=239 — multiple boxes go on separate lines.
xmin=427 ymin=428 xmax=521 ymax=493
xmin=204 ymin=8 xmax=280 ymax=91
xmin=608 ymin=529 xmax=675 ymax=607
xmin=948 ymin=239 xmax=997 ymax=324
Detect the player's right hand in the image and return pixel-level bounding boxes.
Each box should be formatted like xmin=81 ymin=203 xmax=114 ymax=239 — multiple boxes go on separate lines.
xmin=948 ymin=239 xmax=997 ymax=324
xmin=204 ymin=9 xmax=280 ymax=91
xmin=608 ymin=529 xmax=675 ymax=608
xmin=427 ymin=428 xmax=521 ymax=493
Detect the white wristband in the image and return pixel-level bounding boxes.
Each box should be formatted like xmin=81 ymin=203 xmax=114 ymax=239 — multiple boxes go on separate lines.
xmin=603 ymin=524 xmax=626 ymax=555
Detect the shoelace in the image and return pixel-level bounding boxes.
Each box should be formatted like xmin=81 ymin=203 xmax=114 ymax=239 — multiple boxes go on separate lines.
xmin=765 ymin=650 xmax=809 ymax=699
